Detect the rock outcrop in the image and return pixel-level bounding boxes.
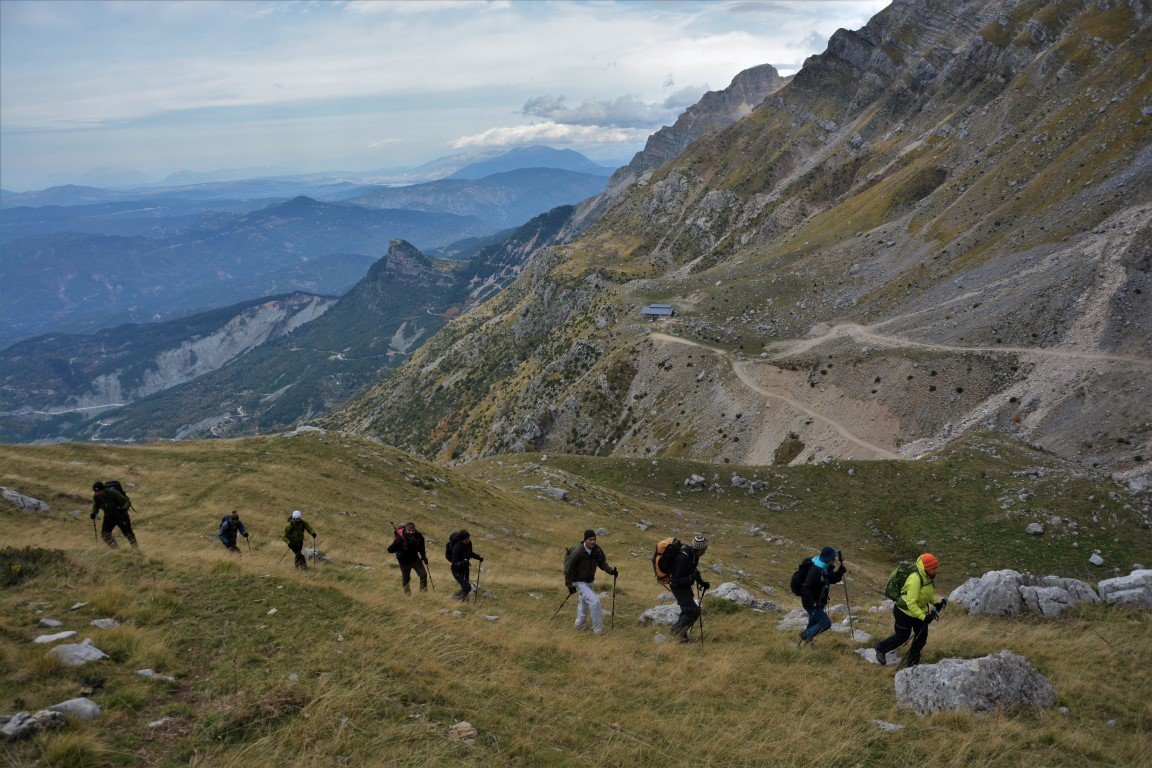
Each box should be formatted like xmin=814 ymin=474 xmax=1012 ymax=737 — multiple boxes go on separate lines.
xmin=1097 ymin=570 xmax=1152 ymax=609
xmin=949 ymin=570 xmax=1099 ymax=617
xmin=895 ymin=651 xmax=1056 ymax=714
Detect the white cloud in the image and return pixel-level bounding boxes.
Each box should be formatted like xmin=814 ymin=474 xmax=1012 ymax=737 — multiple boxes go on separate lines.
xmin=367 ymin=138 xmax=403 ymax=149
xmin=450 ymin=122 xmax=650 ymax=149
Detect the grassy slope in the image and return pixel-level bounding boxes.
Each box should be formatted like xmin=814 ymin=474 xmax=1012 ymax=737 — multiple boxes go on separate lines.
xmin=1 ymin=433 xmax=1149 ymax=767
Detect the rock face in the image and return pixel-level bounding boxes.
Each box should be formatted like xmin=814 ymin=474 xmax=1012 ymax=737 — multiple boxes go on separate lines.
xmin=1097 ymin=570 xmax=1152 ymax=609
xmin=895 ymin=651 xmax=1056 ymax=715
xmin=949 ymin=570 xmax=1099 ymax=617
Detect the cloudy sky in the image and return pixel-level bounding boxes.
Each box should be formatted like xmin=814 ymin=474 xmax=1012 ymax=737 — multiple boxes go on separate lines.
xmin=1 ymin=0 xmax=887 ymax=190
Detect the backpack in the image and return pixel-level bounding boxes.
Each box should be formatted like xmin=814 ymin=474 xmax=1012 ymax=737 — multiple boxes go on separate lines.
xmin=652 ymin=537 xmax=681 ymax=585
xmin=789 ymin=558 xmax=815 ymax=596
xmin=444 ymin=531 xmax=461 ymax=562
xmin=104 ymin=480 xmax=130 ymax=510
xmin=563 ymin=545 xmax=580 ymax=578
xmin=884 ymin=562 xmax=919 ymax=601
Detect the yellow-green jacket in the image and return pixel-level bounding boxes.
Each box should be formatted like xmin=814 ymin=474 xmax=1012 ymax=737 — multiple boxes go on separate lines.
xmin=283 ymin=518 xmax=316 ymax=547
xmin=895 ymin=556 xmax=937 ymax=620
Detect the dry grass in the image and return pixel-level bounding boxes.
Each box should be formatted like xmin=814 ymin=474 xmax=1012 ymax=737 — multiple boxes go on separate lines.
xmin=1 ymin=434 xmax=1150 ymax=767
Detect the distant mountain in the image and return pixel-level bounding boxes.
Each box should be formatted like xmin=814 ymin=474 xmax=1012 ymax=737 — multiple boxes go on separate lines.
xmin=447 ymin=146 xmax=613 ymax=180
xmin=0 ymin=293 xmax=335 ymax=443
xmin=0 ymin=197 xmax=484 ymax=347
xmin=157 ymin=166 xmax=295 ymax=186
xmin=345 ymin=168 xmax=608 ymax=227
xmin=0 ymin=185 xmax=132 ymax=208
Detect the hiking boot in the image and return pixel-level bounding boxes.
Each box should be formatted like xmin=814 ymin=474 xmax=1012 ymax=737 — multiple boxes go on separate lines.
xmin=798 ymin=631 xmax=812 ymax=647
xmin=874 ymin=643 xmax=887 ymax=666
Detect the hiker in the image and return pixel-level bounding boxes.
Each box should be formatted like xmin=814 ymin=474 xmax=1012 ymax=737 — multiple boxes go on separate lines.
xmin=448 ymin=529 xmax=482 ymax=600
xmin=563 ymin=530 xmax=619 ymax=635
xmin=282 ymin=510 xmax=316 ymax=570
xmin=669 ymin=535 xmax=710 ymax=642
xmin=218 ymin=511 xmax=249 ymax=553
xmin=874 ymin=553 xmax=945 ymax=667
xmin=798 ymin=546 xmax=847 ymax=645
xmin=90 ymin=481 xmax=138 ymax=548
xmin=387 ymin=521 xmax=429 ymax=594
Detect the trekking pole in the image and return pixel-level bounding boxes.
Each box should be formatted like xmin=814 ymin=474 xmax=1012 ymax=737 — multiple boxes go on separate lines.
xmin=550 ymin=592 xmax=573 ymax=620
xmin=838 ymin=550 xmax=855 ymax=638
xmin=92 ymin=516 xmax=98 ymax=541
xmin=312 ymin=536 xmax=318 ymax=567
xmin=698 ymin=585 xmax=707 ymax=645
xmin=277 ymin=547 xmax=289 ymax=566
xmin=425 ymin=562 xmax=436 ymax=592
xmin=473 ymin=564 xmax=482 ymax=603
xmin=611 ymin=572 xmax=617 ymax=631
xmin=246 ymin=536 xmax=252 ymax=555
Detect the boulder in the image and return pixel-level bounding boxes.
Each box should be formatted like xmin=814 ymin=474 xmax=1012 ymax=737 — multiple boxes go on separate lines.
xmin=33 ymin=630 xmax=77 ymax=644
xmin=0 ymin=487 xmax=50 ymax=514
xmin=47 ymin=641 xmax=109 ymax=666
xmin=895 ymin=651 xmax=1056 ymax=715
xmin=776 ymin=607 xmax=809 ymax=632
xmin=0 ymin=710 xmax=67 ymax=741
xmin=523 ymin=485 xmax=567 ymax=501
xmin=711 ymin=582 xmax=783 ymax=612
xmin=90 ymin=618 xmax=120 ymax=629
xmin=48 ymin=698 xmax=101 ymax=720
xmin=1025 ymin=523 xmax=1044 ymax=535
xmin=37 ymin=619 xmax=63 ymax=628
xmin=949 ymin=570 xmax=1098 ymax=617
xmin=1097 ymin=570 xmax=1152 ymax=609
xmin=637 ymin=604 xmax=683 ymax=626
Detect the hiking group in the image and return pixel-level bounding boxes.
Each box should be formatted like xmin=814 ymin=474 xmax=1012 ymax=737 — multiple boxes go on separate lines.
xmin=87 ymin=480 xmax=945 ymax=664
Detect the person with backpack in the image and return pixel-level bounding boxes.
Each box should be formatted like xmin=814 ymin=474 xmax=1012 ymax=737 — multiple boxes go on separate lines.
xmin=448 ymin=529 xmax=482 ymax=600
xmin=669 ymin=535 xmax=710 ymax=643
xmin=387 ymin=521 xmax=429 ymax=594
xmin=282 ymin=510 xmax=317 ymax=570
xmin=218 ymin=510 xmax=249 ymax=553
xmin=563 ymin=530 xmax=619 ymax=635
xmin=795 ymin=546 xmax=846 ymax=645
xmin=874 ymin=553 xmax=945 ymax=667
xmin=90 ymin=481 xmax=138 ymax=548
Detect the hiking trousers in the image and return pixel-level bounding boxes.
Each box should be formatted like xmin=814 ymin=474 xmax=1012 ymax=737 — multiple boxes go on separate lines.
xmin=573 ymin=581 xmax=603 ymax=634
xmin=800 ymin=606 xmax=832 ymax=640
xmin=289 ymin=541 xmax=307 ymax=569
xmin=876 ymin=605 xmax=931 ymax=663
xmin=101 ymin=512 xmax=137 ymax=548
xmin=451 ymin=562 xmax=471 ymax=598
xmin=670 ymin=584 xmax=699 ymax=638
xmin=400 ymin=560 xmax=428 ymax=593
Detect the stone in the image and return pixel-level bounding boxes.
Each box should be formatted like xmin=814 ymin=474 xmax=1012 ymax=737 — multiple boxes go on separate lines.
xmin=69 ymin=603 xmax=87 ymax=611
xmin=1 ymin=487 xmax=50 ymax=514
xmin=137 ymin=669 xmax=177 ymax=682
xmin=776 ymin=607 xmax=810 ymax=632
xmin=37 ymin=619 xmax=63 ymax=628
xmin=712 ymin=582 xmax=782 ymax=611
xmin=48 ymin=697 xmax=101 ymax=720
xmin=485 ymin=615 xmax=500 ymax=622
xmin=830 ymin=624 xmax=872 ymax=643
xmin=653 ymin=633 xmax=668 ymax=644
xmin=1025 ymin=523 xmax=1044 ymax=536
xmin=147 ymin=717 xmax=174 ymax=728
xmin=448 ymin=721 xmax=478 ymax=742
xmin=303 ymin=548 xmax=331 ymax=562
xmin=0 ymin=710 xmax=67 ymax=741
xmin=895 ymin=651 xmax=1056 ymax=715
xmin=637 ymin=604 xmax=683 ymax=626
xmin=684 ymin=474 xmax=707 ymax=490
xmin=523 ymin=485 xmax=567 ymax=501
xmin=873 ymin=720 xmax=904 ymax=732
xmin=33 ymin=630 xmax=77 ymax=644
xmin=47 ymin=641 xmax=109 ymax=666
xmin=90 ymin=618 xmax=120 ymax=629
xmin=636 ymin=520 xmax=653 ymax=531
xmin=1097 ymin=570 xmax=1152 ymax=609
xmin=451 ymin=611 xmax=464 ymax=619
xmin=1088 ymin=553 xmax=1105 ymax=566
xmin=856 ymin=647 xmax=900 ymax=665
xmin=949 ymin=570 xmax=1099 ymax=617
xmin=267 ymin=608 xmax=278 ymax=616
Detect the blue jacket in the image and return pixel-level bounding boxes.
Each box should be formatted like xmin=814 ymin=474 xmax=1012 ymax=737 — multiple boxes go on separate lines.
xmin=219 ymin=516 xmax=248 ymax=546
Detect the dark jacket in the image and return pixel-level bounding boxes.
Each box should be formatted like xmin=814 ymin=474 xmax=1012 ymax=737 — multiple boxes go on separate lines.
xmin=450 ymin=536 xmax=480 ymax=569
xmin=565 ymin=544 xmax=614 ymax=586
xmin=670 ymin=545 xmax=706 ymax=590
xmin=387 ymin=529 xmax=427 ymax=564
xmin=91 ymin=488 xmax=130 ymax=519
xmin=219 ymin=516 xmax=248 ymax=545
xmin=800 ymin=557 xmax=845 ymax=610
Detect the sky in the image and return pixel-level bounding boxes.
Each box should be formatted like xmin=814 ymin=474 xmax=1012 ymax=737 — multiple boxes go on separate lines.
xmin=0 ymin=0 xmax=888 ymax=191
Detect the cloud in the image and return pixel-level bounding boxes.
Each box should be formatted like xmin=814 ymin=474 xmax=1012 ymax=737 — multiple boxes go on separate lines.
xmin=346 ymin=0 xmax=510 ymax=16
xmin=367 ymin=138 xmax=404 ymax=149
xmin=450 ymin=122 xmax=650 ymax=149
xmin=521 ymin=92 xmax=707 ymax=130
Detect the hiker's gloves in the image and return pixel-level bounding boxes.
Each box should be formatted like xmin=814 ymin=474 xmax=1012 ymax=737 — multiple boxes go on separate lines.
xmin=477 ymin=556 xmax=484 ymax=562
xmin=89 ymin=512 xmax=97 ymax=520
xmin=568 ymin=584 xmax=577 ymax=595
xmin=611 ymin=568 xmax=619 ymax=577
xmin=928 ymin=608 xmax=940 ymax=622
xmin=700 ymin=580 xmax=711 ymax=590
xmin=935 ymin=598 xmax=947 ymax=610
xmin=243 ymin=532 xmax=249 ymax=538
xmin=312 ymin=533 xmax=317 ymax=539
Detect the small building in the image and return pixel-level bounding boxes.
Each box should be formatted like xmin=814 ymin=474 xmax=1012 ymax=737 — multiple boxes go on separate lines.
xmin=641 ymin=304 xmax=675 ymax=320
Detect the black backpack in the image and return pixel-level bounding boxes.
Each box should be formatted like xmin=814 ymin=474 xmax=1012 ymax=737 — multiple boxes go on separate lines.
xmin=789 ymin=558 xmax=815 ymax=596
xmin=445 ymin=531 xmax=460 ymax=562
xmin=103 ymin=480 xmax=131 ymax=511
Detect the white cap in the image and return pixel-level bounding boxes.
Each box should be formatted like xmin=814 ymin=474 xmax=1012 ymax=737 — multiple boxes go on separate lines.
xmin=291 ymin=510 xmax=302 ymax=519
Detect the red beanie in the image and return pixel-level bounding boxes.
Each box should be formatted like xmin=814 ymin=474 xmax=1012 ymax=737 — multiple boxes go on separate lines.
xmin=920 ymin=553 xmax=939 ymax=572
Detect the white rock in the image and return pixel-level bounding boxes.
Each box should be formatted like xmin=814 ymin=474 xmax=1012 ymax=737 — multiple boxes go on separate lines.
xmin=949 ymin=570 xmax=1099 ymax=617
xmin=452 ymin=611 xmax=464 ymax=618
xmin=895 ymin=651 xmax=1056 ymax=715
xmin=1088 ymin=553 xmax=1105 ymax=566
xmin=0 ymin=710 xmax=67 ymax=740
xmin=830 ymin=625 xmax=872 ymax=643
xmin=48 ymin=697 xmax=101 ymax=720
xmin=46 ymin=642 xmax=109 ymax=666
xmin=267 ymin=608 xmax=278 ymax=616
xmin=1025 ymin=523 xmax=1044 ymax=536
xmin=776 ymin=607 xmax=809 ymax=632
xmin=1097 ymin=570 xmax=1152 ymax=609
xmin=1 ymin=487 xmax=50 ymax=514
xmin=485 ymin=615 xmax=500 ymax=622
xmin=136 ymin=668 xmax=177 ymax=682
xmin=874 ymin=720 xmax=904 ymax=732
xmin=856 ymin=647 xmax=901 ymax=665
xmin=147 ymin=717 xmax=173 ymax=728
xmin=33 ymin=631 xmax=77 ymax=644
xmin=37 ymin=619 xmax=63 ymax=628
xmin=448 ymin=721 xmax=478 ymax=742
xmin=69 ymin=603 xmax=87 ymax=611
xmin=90 ymin=618 xmax=120 ymax=629
xmin=637 ymin=604 xmax=683 ymax=626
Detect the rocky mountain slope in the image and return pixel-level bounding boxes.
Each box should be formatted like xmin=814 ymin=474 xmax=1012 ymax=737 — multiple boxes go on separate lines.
xmin=330 ymin=0 xmax=1151 ymax=483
